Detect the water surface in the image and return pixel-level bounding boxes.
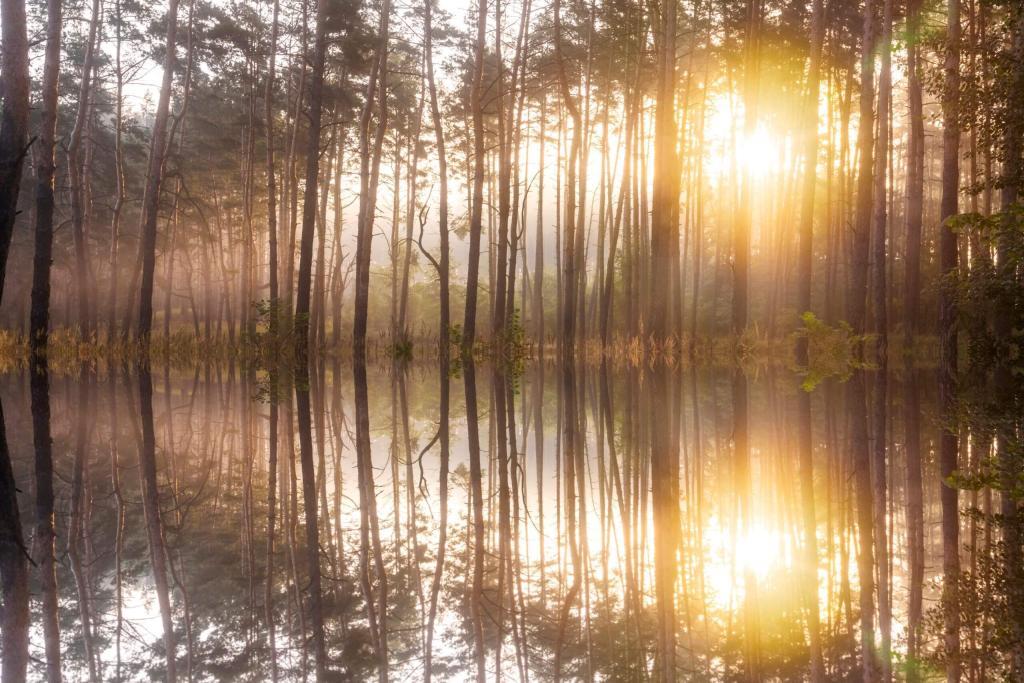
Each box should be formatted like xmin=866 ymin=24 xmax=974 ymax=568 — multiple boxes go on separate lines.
xmin=2 ymin=360 xmax=1016 ymax=680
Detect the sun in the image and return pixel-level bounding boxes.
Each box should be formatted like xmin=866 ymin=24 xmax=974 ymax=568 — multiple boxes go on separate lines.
xmin=702 ymin=93 xmax=783 ymax=182
xmin=736 ymin=123 xmax=779 ymax=178
xmin=701 ymin=514 xmax=791 ymax=608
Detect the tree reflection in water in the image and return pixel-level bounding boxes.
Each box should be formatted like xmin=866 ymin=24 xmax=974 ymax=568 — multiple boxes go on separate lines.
xmin=0 ymin=359 xmax=1021 ymax=681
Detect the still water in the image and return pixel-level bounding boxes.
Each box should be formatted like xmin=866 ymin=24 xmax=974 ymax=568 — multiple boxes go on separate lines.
xmin=2 ymin=360 xmax=1019 ymax=681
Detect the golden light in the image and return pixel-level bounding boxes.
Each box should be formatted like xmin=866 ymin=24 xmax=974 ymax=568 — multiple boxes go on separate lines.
xmin=703 ymin=93 xmax=783 ymax=182
xmin=702 ymin=514 xmax=791 ymax=608
xmin=736 ymin=123 xmax=778 ymax=179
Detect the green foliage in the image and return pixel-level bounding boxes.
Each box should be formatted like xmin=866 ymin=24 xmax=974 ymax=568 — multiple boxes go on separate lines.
xmin=391 ymin=338 xmax=414 ymax=361
xmin=793 ymin=311 xmax=871 ymax=391
xmin=949 ymin=204 xmax=1024 ymax=375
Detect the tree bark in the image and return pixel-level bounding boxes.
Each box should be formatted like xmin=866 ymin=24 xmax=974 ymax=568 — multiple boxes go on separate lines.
xmin=650 ymin=0 xmax=680 ymax=342
xmin=29 ymin=0 xmax=60 ymax=352
xmin=31 ymin=356 xmax=61 ymax=682
xmin=68 ymin=0 xmax=102 ymax=334
xmin=0 ymin=0 xmax=30 ymax=301
xmin=0 ymin=397 xmax=28 ymax=683
xmin=138 ymin=369 xmax=177 ymax=681
xmin=294 ymin=0 xmax=327 ymax=359
xmin=938 ymin=0 xmax=961 ymax=680
xmin=903 ymin=0 xmax=925 ymax=346
xmin=848 ymin=0 xmax=875 ymax=343
xmin=462 ymin=0 xmax=487 ymax=351
xmin=136 ymin=0 xmax=181 ymax=343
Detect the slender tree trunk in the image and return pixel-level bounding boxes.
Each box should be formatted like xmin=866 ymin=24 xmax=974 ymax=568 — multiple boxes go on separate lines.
xmin=553 ymin=0 xmax=582 ymax=354
xmin=294 ymin=0 xmax=327 ymax=358
xmin=938 ymin=0 xmax=961 ymax=680
xmin=68 ymin=0 xmax=101 ymax=334
xmin=650 ymin=0 xmax=679 ymax=342
xmin=794 ymin=3 xmax=825 ymax=677
xmin=848 ymin=0 xmax=875 ymax=343
xmin=535 ymin=97 xmax=546 ymax=347
xmin=138 ymin=369 xmax=177 ymax=681
xmin=871 ymin=2 xmax=893 ymax=678
xmin=463 ymin=0 xmax=487 ymax=351
xmin=137 ymin=0 xmax=181 ymax=343
xmin=353 ymin=0 xmax=390 ymax=356
xmin=296 ymin=376 xmax=327 ymax=677
xmin=464 ymin=361 xmax=486 ymax=682
xmin=904 ymin=0 xmax=924 ymax=347
xmin=422 ymin=7 xmax=451 ymax=670
xmin=651 ymin=367 xmax=678 ymax=682
xmin=266 ymin=0 xmax=280 ymax=334
xmin=734 ymin=0 xmax=762 ymax=335
xmin=108 ymin=0 xmax=127 ymax=340
xmin=904 ymin=368 xmax=924 ymax=683
xmin=849 ymin=370 xmax=878 ymax=682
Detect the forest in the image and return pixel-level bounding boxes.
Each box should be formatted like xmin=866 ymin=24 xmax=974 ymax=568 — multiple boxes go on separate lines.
xmin=0 ymin=0 xmax=1022 ymax=678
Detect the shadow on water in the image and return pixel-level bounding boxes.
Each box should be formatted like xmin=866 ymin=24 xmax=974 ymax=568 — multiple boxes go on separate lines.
xmin=0 ymin=357 xmax=1021 ymax=681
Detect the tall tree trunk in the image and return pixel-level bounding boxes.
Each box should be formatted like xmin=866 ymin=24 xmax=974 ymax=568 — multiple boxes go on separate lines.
xmin=263 ymin=6 xmax=281 ymax=669
xmin=734 ymin=0 xmax=762 ymax=335
xmin=650 ymin=0 xmax=679 ymax=342
xmin=463 ymin=0 xmax=487 ymax=351
xmin=534 ymin=97 xmax=546 ymax=347
xmin=29 ymin=0 xmax=60 ymax=352
xmin=68 ymin=0 xmax=101 ymax=334
xmin=794 ymin=2 xmax=825 ymax=677
xmin=108 ymin=0 xmax=127 ymax=340
xmin=296 ymin=376 xmax=327 ymax=677
xmin=871 ymin=1 xmax=893 ymax=678
xmin=464 ymin=361 xmax=486 ymax=681
xmin=422 ymin=9 xmax=451 ymax=671
xmin=904 ymin=0 xmax=924 ymax=347
xmin=424 ymin=0 xmax=449 ymax=353
xmin=0 ymin=397 xmax=28 ymax=683
xmin=138 ymin=369 xmax=177 ymax=681
xmin=938 ymin=0 xmax=961 ymax=680
xmin=266 ymin=0 xmax=280 ymax=335
xmin=849 ymin=370 xmax=878 ymax=682
xmin=553 ymin=0 xmax=582 ymax=353
xmin=651 ymin=367 xmax=679 ymax=682
xmin=137 ymin=0 xmax=181 ymax=343
xmin=31 ymin=356 xmax=60 ymax=682
xmin=353 ymin=0 xmax=390 ymax=356
xmin=848 ymin=0 xmax=875 ymax=343
xmin=294 ymin=0 xmax=327 ymax=358
xmin=904 ymin=369 xmax=924 ymax=683
xmin=0 ymin=0 xmax=30 ymax=301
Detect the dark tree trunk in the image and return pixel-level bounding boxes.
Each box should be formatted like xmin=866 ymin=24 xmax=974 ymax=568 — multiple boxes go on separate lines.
xmin=463 ymin=0 xmax=486 ymax=351
xmin=136 ymin=0 xmax=181 ymax=343
xmin=938 ymin=1 xmax=961 ymax=680
xmin=848 ymin=0 xmax=875 ymax=342
xmin=296 ymin=374 xmax=327 ymax=678
xmin=0 ymin=397 xmax=28 ymax=683
xmin=29 ymin=0 xmax=60 ymax=351
xmin=0 ymin=0 xmax=30 ymax=301
xmin=353 ymin=2 xmax=389 ymax=356
xmin=30 ymin=356 xmax=61 ymax=682
xmin=138 ymin=369 xmax=177 ymax=681
xmin=903 ymin=0 xmax=925 ymax=346
xmin=294 ymin=0 xmax=327 ymax=359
